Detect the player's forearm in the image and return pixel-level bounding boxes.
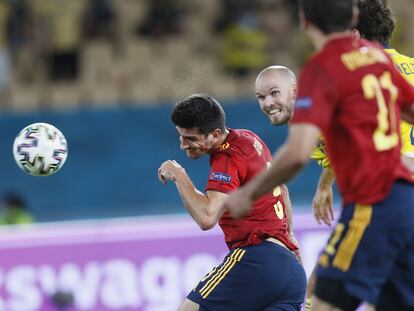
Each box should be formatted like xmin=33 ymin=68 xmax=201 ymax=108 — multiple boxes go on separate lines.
xmin=246 ymin=125 xmax=318 ymax=201
xmin=174 ymin=173 xmax=216 ymax=230
xmin=317 ymin=167 xmax=336 ymax=191
xmin=247 ymin=144 xmax=306 ymax=201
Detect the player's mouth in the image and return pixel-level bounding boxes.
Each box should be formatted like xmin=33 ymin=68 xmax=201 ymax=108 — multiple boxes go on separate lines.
xmin=268 ymin=108 xmax=282 ymax=116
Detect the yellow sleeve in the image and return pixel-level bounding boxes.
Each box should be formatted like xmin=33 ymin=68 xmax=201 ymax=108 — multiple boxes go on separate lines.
xmin=310 ymin=137 xmax=330 ymax=168
xmin=385 ymin=49 xmax=414 ymax=85
xmin=400 ymin=121 xmax=414 ymax=158
xmin=385 ymin=49 xmax=414 ymax=158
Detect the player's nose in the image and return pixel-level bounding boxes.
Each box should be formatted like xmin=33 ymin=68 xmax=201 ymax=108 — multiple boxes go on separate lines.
xmin=263 ymin=96 xmax=274 ymax=109
xmin=179 ymin=138 xmax=189 ymax=150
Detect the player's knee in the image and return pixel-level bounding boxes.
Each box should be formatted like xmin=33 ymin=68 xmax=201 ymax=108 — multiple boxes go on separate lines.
xmin=178 ymin=298 xmax=200 ymax=311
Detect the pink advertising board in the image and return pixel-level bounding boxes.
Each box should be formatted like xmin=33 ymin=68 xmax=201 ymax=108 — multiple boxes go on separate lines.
xmin=0 ymin=213 xmax=331 ymax=311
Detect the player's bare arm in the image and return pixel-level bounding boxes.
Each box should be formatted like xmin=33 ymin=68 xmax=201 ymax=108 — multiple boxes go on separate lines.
xmin=158 ymin=160 xmax=227 ymax=230
xmin=223 ymin=124 xmax=320 ymax=218
xmin=401 ymin=104 xmax=414 ymax=125
xmin=312 ymin=167 xmax=335 ymax=226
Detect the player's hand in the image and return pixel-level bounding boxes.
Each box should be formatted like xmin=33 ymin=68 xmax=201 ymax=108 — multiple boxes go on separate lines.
xmin=312 ymin=186 xmax=334 ymax=226
xmin=158 ymin=160 xmax=184 ymax=184
xmin=222 ymin=186 xmax=253 ymax=218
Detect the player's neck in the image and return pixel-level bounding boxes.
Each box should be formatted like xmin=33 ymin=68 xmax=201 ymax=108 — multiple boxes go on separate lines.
xmin=308 ymin=27 xmax=353 ymax=51
xmin=219 ymin=129 xmax=230 ymax=145
xmin=212 ymin=129 xmax=230 ymax=150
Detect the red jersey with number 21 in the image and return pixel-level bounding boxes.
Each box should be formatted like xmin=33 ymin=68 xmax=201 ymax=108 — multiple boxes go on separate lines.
xmin=292 ymin=36 xmax=414 ymax=205
xmin=205 ymin=129 xmax=297 ymax=251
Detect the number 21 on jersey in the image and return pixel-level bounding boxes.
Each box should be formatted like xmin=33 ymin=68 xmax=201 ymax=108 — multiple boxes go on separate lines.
xmin=362 ymin=71 xmax=399 ymax=151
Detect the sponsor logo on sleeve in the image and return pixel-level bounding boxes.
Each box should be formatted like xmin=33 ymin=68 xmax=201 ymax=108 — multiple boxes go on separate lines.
xmin=209 ymin=172 xmax=232 ymax=183
xmin=295 ymin=97 xmax=312 ymax=110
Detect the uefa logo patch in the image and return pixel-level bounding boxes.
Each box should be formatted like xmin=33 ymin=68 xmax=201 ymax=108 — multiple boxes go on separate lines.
xmin=209 ymin=172 xmax=232 ymax=183
xmin=295 ymin=97 xmax=312 ymax=109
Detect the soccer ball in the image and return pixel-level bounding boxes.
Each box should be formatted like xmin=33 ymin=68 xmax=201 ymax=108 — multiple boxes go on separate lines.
xmin=13 ymin=123 xmax=68 ymax=176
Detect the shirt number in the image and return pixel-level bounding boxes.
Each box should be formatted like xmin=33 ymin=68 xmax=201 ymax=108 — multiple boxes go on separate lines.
xmin=362 ymin=71 xmax=399 ymax=151
xmin=273 ymin=186 xmax=284 ymax=219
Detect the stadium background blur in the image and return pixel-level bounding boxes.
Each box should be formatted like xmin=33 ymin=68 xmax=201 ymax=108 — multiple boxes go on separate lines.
xmin=0 ymin=1 xmax=413 ymax=311
xmin=0 ymin=0 xmax=413 ymax=222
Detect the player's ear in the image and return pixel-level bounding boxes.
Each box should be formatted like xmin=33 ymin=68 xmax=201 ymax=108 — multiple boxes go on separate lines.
xmin=292 ymin=84 xmax=298 ymax=102
xmin=211 ymin=128 xmax=222 ymax=140
xmin=352 ymin=29 xmax=361 ymax=40
xmin=209 ymin=129 xmax=222 ymax=144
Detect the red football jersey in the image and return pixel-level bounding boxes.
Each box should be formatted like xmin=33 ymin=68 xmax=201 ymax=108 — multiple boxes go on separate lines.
xmin=206 ymin=129 xmax=297 ymax=251
xmin=292 ymin=36 xmax=414 ymax=205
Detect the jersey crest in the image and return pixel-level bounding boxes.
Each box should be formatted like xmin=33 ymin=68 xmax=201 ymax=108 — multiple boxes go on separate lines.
xmin=219 ymin=142 xmax=230 ymax=151
xmin=253 ymin=138 xmax=263 ymax=156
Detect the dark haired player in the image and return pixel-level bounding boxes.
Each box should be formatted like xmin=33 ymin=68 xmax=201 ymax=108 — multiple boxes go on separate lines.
xmin=158 ymin=94 xmax=306 ymax=311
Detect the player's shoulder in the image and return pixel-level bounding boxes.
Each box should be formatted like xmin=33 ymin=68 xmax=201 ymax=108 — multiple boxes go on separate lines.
xmin=384 ymin=48 xmax=414 ymax=84
xmin=384 ymin=48 xmax=412 ymax=63
xmin=217 ymin=129 xmax=265 ymax=157
xmin=231 ymin=129 xmax=264 ymax=146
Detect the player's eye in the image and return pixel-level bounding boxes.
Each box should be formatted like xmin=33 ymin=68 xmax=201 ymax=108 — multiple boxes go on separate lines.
xmin=271 ymin=90 xmax=280 ymax=97
xmin=257 ymin=95 xmax=265 ymax=101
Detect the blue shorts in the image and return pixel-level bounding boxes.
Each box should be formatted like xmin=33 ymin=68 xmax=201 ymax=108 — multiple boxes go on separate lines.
xmin=316 ymin=180 xmax=414 ymax=306
xmin=187 ymin=240 xmax=306 ymax=311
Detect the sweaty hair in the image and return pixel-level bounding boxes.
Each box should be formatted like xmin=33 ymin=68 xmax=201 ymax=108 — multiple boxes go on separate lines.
xmin=171 ymin=94 xmax=226 ymax=135
xmin=300 ymin=0 xmax=357 ymax=34
xmin=356 ymin=0 xmax=395 ymax=45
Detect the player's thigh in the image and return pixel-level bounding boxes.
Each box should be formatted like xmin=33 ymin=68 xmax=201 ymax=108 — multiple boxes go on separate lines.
xmin=314 ymin=203 xmax=392 ymax=306
xmin=179 ymin=298 xmax=199 ymax=311
xmin=188 ymin=242 xmax=305 ymax=311
xmin=376 ymin=183 xmax=414 ymax=309
xmin=316 ymin=182 xmax=414 ymax=306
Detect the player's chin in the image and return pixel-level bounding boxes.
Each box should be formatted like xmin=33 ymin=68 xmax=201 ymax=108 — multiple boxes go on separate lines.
xmin=270 ymin=114 xmax=289 ymax=125
xmin=186 ymin=150 xmax=202 ymax=159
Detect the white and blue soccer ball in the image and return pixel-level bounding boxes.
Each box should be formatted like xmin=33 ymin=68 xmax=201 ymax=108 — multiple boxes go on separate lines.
xmin=13 ymin=123 xmax=68 ymax=176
